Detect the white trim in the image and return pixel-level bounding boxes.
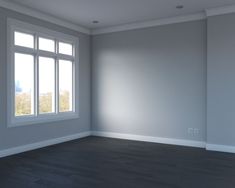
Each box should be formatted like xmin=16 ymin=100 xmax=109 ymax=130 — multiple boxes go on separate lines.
xmin=91 ymin=12 xmax=206 ymax=35
xmin=2 ymin=131 xmax=235 ymax=158
xmin=9 ymin=113 xmax=79 ymax=128
xmin=91 ymin=131 xmax=206 ymax=148
xmin=0 ymin=131 xmax=91 ymax=158
xmin=8 ymin=18 xmax=79 ymax=42
xmin=206 ymin=144 xmax=235 ymax=154
xmin=206 ymin=4 xmax=235 ymax=17
xmin=7 ymin=18 xmax=79 ymax=127
xmin=0 ymin=0 xmax=90 ymax=34
xmin=2 ymin=0 xmax=235 ymax=36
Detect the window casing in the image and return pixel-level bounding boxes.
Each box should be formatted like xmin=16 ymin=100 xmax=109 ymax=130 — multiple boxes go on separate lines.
xmin=7 ymin=19 xmax=79 ymax=127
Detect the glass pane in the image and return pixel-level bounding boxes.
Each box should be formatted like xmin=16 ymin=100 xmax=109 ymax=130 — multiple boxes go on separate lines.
xmin=39 ymin=57 xmax=55 ymax=114
xmin=39 ymin=37 xmax=55 ymax=52
xmin=15 ymin=53 xmax=34 ymax=116
xmin=59 ymin=60 xmax=73 ymax=112
xmin=14 ymin=31 xmax=34 ymax=48
xmin=59 ymin=42 xmax=73 ymax=56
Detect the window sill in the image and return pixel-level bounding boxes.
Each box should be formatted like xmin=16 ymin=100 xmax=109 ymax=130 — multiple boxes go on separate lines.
xmin=8 ymin=112 xmax=79 ymax=128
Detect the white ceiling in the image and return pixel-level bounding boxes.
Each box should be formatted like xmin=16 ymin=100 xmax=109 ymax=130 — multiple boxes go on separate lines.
xmin=4 ymin=0 xmax=235 ymax=29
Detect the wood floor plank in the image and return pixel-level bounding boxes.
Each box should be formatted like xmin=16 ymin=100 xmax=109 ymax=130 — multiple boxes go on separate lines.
xmin=0 ymin=136 xmax=235 ymax=188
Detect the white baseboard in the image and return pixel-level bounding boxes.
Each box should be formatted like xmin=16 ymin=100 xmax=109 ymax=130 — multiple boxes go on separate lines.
xmin=91 ymin=131 xmax=206 ymax=148
xmin=2 ymin=130 xmax=235 ymax=157
xmin=206 ymin=144 xmax=235 ymax=154
xmin=0 ymin=131 xmax=91 ymax=158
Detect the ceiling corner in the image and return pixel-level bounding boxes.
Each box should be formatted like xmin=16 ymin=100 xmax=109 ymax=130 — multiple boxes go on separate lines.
xmin=0 ymin=0 xmax=91 ymax=35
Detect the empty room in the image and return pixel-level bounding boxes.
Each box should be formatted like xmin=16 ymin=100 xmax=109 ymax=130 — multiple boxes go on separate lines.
xmin=1 ymin=0 xmax=235 ymax=187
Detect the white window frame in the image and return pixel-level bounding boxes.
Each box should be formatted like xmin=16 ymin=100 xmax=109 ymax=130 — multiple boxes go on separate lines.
xmin=7 ymin=18 xmax=79 ymax=127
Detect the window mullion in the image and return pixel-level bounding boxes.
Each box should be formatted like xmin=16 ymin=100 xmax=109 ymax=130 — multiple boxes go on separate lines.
xmin=13 ymin=46 xmax=36 ymax=55
xmin=55 ymin=40 xmax=59 ymax=114
xmin=34 ymin=34 xmax=39 ymax=117
xmin=71 ymin=44 xmax=75 ymax=112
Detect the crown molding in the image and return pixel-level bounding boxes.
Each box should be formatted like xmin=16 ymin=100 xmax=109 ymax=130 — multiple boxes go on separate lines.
xmin=1 ymin=0 xmax=235 ymax=36
xmin=0 ymin=0 xmax=91 ymax=35
xmin=92 ymin=12 xmax=206 ymax=35
xmin=206 ymin=4 xmax=235 ymax=17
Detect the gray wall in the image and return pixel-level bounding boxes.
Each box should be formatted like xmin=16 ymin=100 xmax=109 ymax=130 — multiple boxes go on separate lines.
xmin=207 ymin=13 xmax=235 ymax=146
xmin=0 ymin=7 xmax=91 ymax=150
xmin=3 ymin=5 xmax=235 ymax=150
xmin=92 ymin=20 xmax=207 ymax=141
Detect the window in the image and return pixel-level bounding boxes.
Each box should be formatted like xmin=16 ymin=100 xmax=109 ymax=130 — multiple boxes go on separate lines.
xmin=7 ymin=19 xmax=79 ymax=127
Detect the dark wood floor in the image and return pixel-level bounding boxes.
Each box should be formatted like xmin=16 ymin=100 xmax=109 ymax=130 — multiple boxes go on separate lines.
xmin=0 ymin=136 xmax=235 ymax=188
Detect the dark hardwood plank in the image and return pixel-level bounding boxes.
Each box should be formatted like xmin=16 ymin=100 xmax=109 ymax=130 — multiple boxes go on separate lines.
xmin=0 ymin=136 xmax=235 ymax=188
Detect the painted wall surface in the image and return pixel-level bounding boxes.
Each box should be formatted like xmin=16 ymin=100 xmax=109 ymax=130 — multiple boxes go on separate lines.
xmin=3 ymin=4 xmax=235 ymax=152
xmin=207 ymin=13 xmax=235 ymax=146
xmin=0 ymin=7 xmax=91 ymax=150
xmin=92 ymin=20 xmax=207 ymax=141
